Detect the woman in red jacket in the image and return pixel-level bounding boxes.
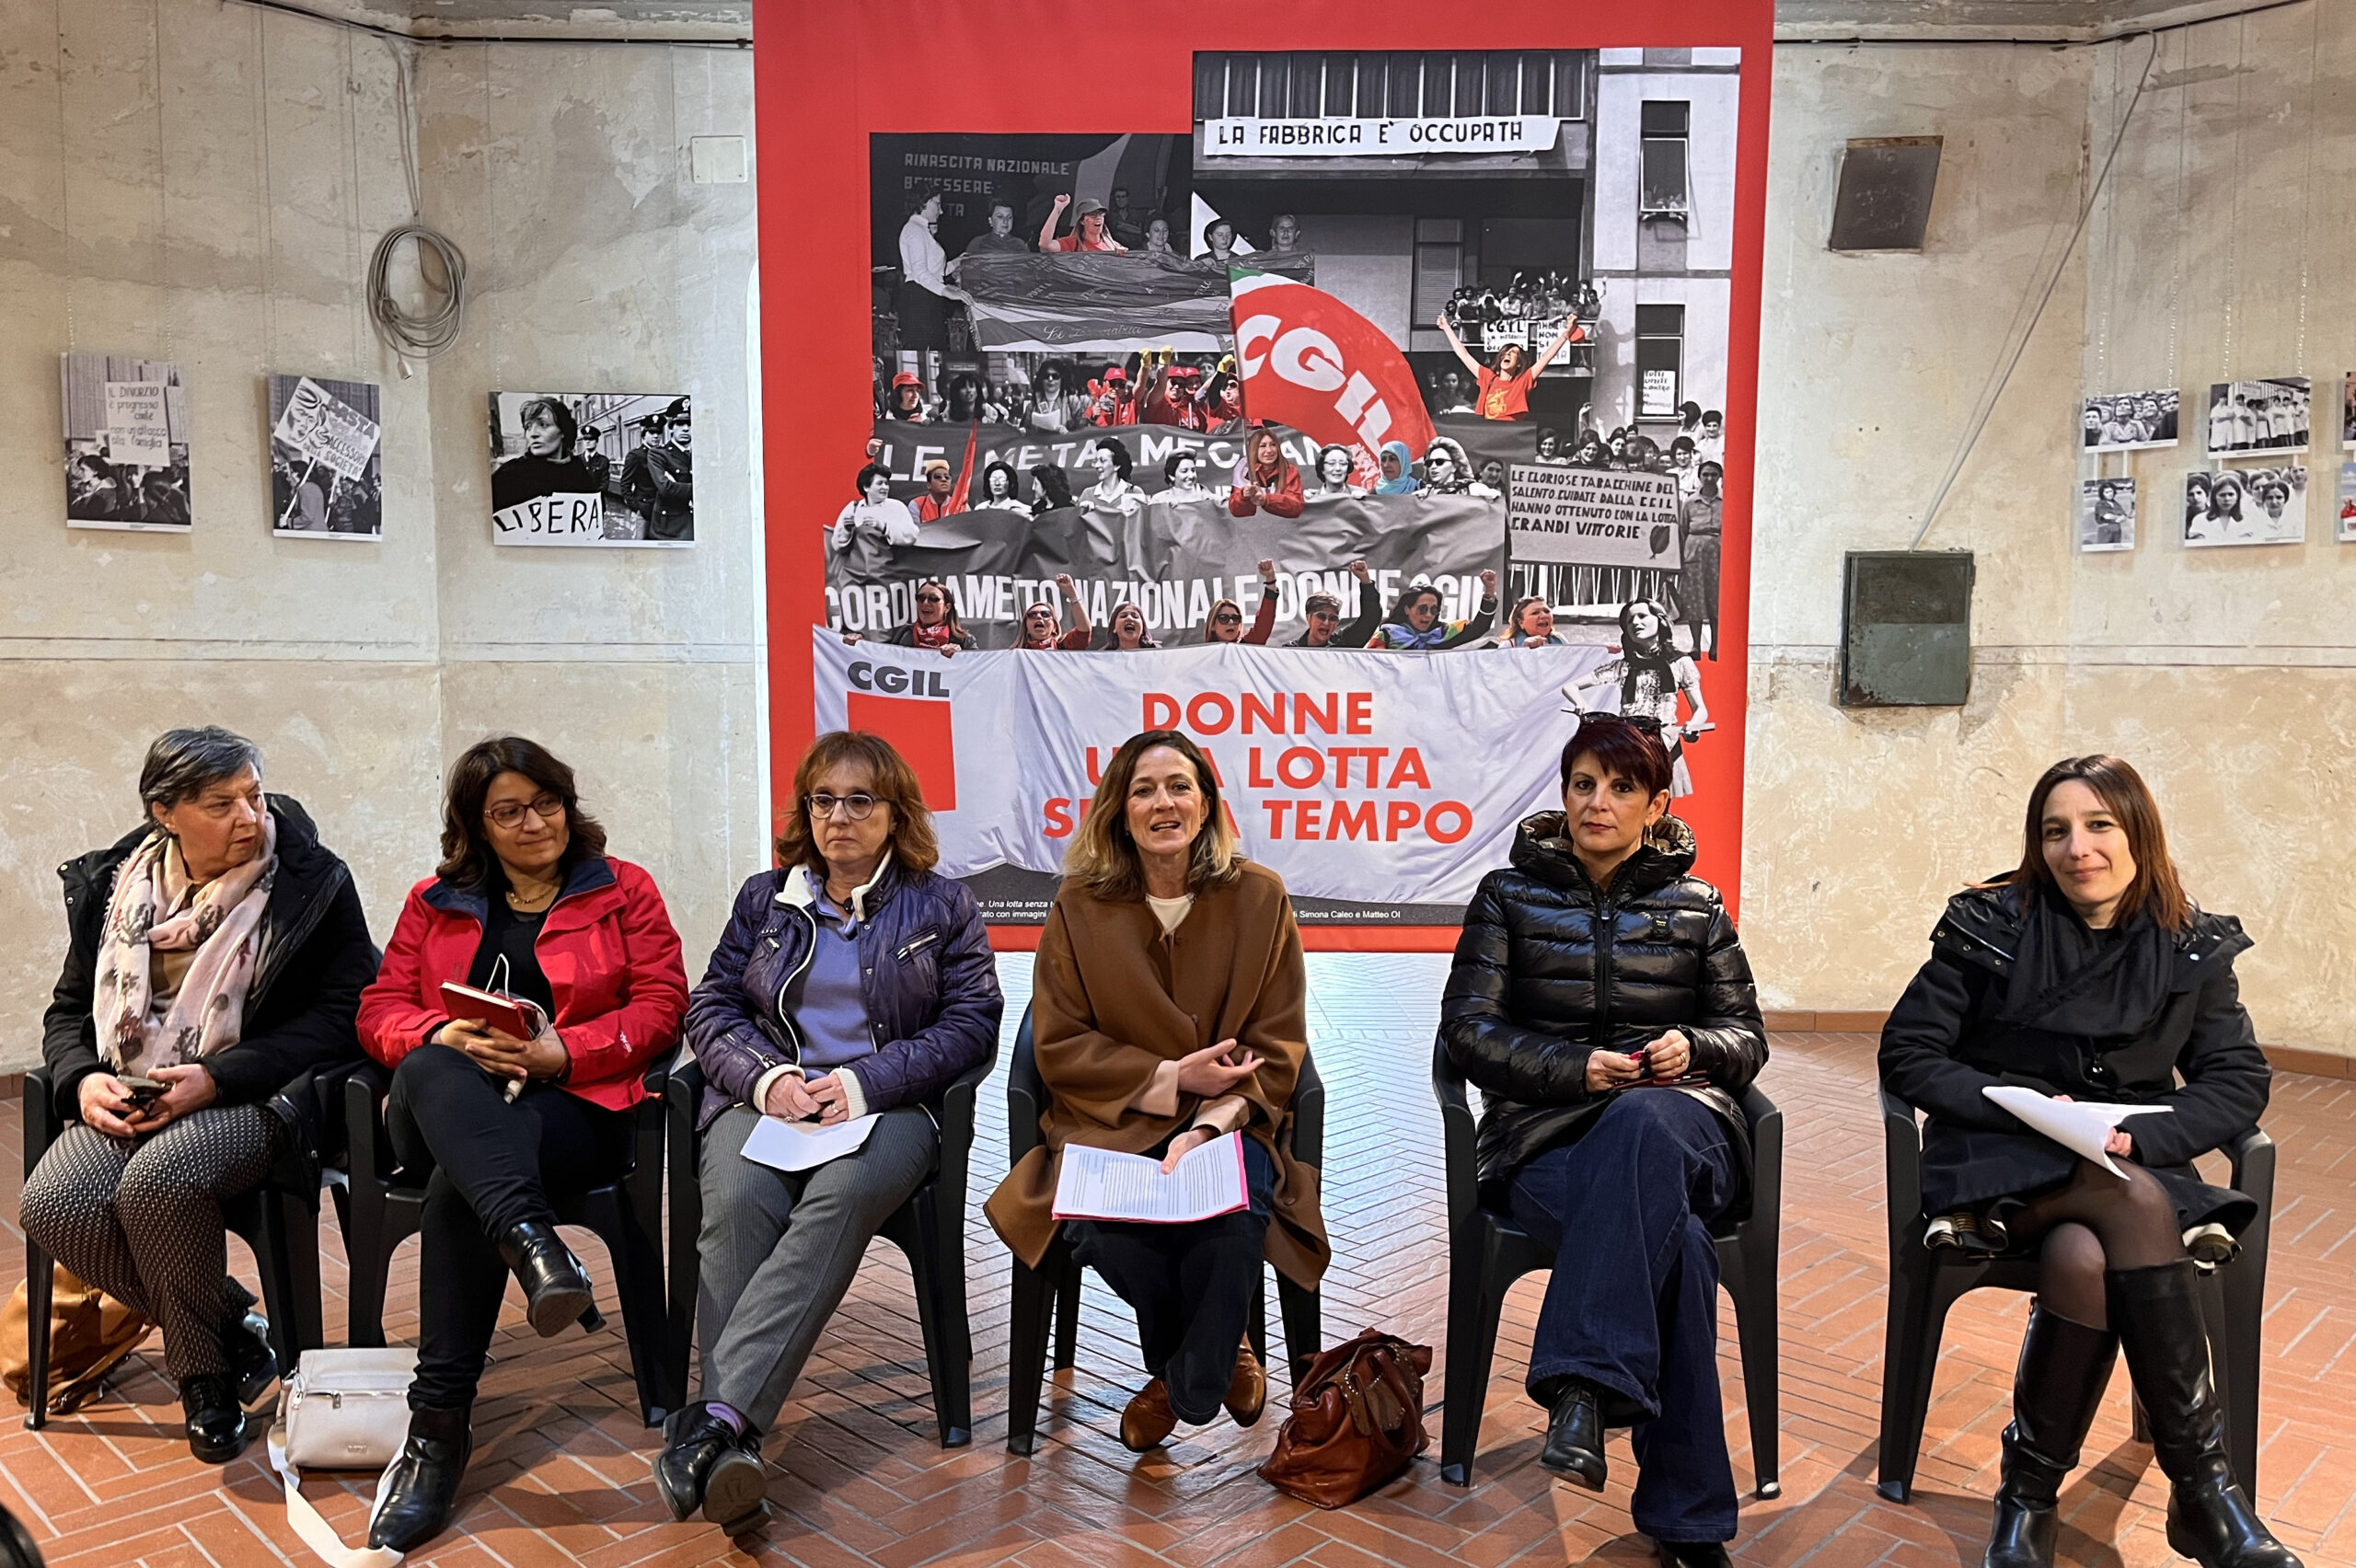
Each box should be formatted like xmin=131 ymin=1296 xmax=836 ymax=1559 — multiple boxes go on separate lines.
xmin=1227 ymin=428 xmax=1304 ymax=519
xmin=355 ymin=736 xmax=687 ymax=1552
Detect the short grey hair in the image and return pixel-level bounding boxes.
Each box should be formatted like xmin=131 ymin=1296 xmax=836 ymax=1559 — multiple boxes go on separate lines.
xmin=139 ymin=727 xmax=264 ymax=813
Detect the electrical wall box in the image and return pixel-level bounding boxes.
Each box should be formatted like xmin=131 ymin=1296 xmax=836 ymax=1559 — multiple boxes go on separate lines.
xmin=1840 ymin=550 xmax=1974 ymax=707
xmin=1830 ymin=136 xmax=1942 ymax=251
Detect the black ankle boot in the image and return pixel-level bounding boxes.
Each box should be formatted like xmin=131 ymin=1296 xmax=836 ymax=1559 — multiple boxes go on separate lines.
xmin=655 ymin=1402 xmax=765 ymax=1530
xmin=1537 ymin=1378 xmax=1607 ymax=1491
xmin=498 ymin=1220 xmax=594 ymax=1337
xmin=369 ymin=1405 xmax=474 ymax=1552
xmin=179 ymin=1373 xmax=249 ymax=1464
xmin=1653 ymin=1543 xmax=1732 ymax=1568
xmin=2108 ymin=1263 xmax=2303 ymax=1568
xmin=223 ymin=1309 xmax=278 ymax=1407
xmin=1985 ymin=1305 xmax=2118 ymax=1568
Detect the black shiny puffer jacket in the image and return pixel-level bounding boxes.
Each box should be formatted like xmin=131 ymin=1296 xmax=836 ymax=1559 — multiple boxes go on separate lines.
xmin=1438 ymin=812 xmax=1768 ymax=1205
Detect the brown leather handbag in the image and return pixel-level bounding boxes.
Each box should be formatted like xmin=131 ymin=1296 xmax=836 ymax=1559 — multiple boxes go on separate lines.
xmin=1 ymin=1263 xmax=153 ymax=1415
xmin=1257 ymin=1330 xmax=1433 ymax=1508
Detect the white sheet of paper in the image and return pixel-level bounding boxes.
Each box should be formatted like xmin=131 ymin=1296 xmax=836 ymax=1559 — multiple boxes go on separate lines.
xmin=741 ymin=1113 xmax=879 ymax=1173
xmin=1983 ymin=1085 xmax=2171 ymax=1177
xmin=1053 ymin=1132 xmax=1249 ymax=1224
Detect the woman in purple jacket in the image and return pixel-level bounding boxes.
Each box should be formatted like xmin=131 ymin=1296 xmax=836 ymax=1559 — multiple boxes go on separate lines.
xmin=653 ymin=732 xmax=1001 ymax=1533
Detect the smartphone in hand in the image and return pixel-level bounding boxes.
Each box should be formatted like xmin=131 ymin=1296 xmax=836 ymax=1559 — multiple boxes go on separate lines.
xmin=121 ymin=1076 xmax=165 ymax=1113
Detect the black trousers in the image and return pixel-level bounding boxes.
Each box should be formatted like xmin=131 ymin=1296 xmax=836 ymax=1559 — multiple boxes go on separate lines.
xmin=386 ymin=1044 xmax=631 ymax=1411
xmin=1066 ymin=1136 xmax=1276 ymax=1425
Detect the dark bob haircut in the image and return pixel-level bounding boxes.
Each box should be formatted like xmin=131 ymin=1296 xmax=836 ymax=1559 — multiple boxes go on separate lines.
xmin=436 ymin=736 xmax=607 ymax=891
xmin=855 ymin=462 xmax=893 ymax=499
xmin=1560 ymin=713 xmax=1673 ymax=800
xmin=514 ymin=397 xmax=578 ymax=455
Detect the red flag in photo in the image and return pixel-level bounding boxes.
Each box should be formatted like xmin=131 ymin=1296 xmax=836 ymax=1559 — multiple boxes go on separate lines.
xmin=1228 ymin=268 xmax=1436 ymax=486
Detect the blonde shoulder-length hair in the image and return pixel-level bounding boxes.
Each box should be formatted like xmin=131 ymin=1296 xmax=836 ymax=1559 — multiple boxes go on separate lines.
xmin=1062 ymin=730 xmax=1240 ymax=902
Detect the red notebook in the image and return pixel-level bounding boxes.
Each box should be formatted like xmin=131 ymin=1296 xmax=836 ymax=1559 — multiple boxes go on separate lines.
xmin=439 ymin=980 xmax=533 ymax=1040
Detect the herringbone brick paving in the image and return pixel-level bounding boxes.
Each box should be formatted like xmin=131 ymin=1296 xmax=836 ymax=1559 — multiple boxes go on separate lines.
xmin=1 ymin=951 xmax=2350 ymax=1566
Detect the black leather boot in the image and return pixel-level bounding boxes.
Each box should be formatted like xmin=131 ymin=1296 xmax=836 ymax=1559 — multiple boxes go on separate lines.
xmin=369 ymin=1405 xmax=474 ymax=1552
xmin=1537 ymin=1378 xmax=1608 ymax=1491
xmin=1652 ymin=1542 xmax=1733 ymax=1568
xmin=179 ymin=1373 xmax=249 ymax=1464
xmin=655 ymin=1402 xmax=766 ymax=1531
xmin=498 ymin=1220 xmax=595 ymax=1337
xmin=1985 ymin=1305 xmax=2118 ymax=1568
xmin=224 ymin=1309 xmax=278 ymax=1407
xmin=2108 ymin=1262 xmax=2303 ymax=1568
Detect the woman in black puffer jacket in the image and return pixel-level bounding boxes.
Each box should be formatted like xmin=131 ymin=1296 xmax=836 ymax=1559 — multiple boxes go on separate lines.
xmin=1439 ymin=715 xmax=1764 ymax=1568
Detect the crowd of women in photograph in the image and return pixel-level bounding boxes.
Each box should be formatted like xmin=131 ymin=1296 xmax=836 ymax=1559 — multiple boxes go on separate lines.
xmin=25 ymin=718 xmax=2296 ymax=1568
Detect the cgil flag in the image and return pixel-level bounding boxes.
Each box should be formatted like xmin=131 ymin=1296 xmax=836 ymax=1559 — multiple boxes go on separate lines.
xmin=1229 ymin=268 xmax=1436 ymax=487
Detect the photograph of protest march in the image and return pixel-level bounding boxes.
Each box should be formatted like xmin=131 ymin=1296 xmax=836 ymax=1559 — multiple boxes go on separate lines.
xmin=2078 ymin=477 xmax=2135 ymax=552
xmin=851 ymin=49 xmax=1740 ymax=658
xmin=269 ymin=375 xmax=382 ymax=539
xmin=2340 ymin=464 xmax=2356 ymax=541
xmin=487 ymin=391 xmax=693 ymax=547
xmin=62 ymin=352 xmax=191 ymax=531
xmin=2204 ymin=376 xmax=2308 ymax=455
xmin=2083 ymin=387 xmax=2178 ymax=452
xmin=2184 ymin=467 xmax=2304 ymax=547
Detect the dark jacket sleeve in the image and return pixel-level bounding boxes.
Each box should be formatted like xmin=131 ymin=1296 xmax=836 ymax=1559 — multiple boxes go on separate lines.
xmin=1438 ymin=876 xmax=1594 ymax=1105
xmin=685 ymin=873 xmax=795 ymax=1108
xmin=1684 ymin=901 xmax=1767 ymax=1091
xmin=1438 ymin=595 xmax=1501 ymax=649
xmin=41 ymin=929 xmax=105 ymax=1125
xmin=2121 ymin=963 xmax=2271 ymax=1168
xmin=849 ymin=883 xmax=1003 ymax=1113
xmin=1878 ymin=948 xmax=2026 ymax=1131
xmin=1335 ymin=577 xmax=1381 ymax=649
xmin=204 ymin=874 xmax=376 ymax=1107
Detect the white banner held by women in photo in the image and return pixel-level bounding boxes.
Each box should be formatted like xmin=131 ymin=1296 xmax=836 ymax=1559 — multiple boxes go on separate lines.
xmin=812 ymin=628 xmax=1610 ymax=914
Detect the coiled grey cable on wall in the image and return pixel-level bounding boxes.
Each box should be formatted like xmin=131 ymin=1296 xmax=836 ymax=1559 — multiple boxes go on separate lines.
xmin=366 ymin=44 xmax=467 ymax=368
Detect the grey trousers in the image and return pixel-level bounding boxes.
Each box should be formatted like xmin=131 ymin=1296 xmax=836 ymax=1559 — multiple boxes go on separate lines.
xmin=18 ymin=1104 xmax=280 ymax=1379
xmin=697 ymin=1103 xmax=937 ymax=1429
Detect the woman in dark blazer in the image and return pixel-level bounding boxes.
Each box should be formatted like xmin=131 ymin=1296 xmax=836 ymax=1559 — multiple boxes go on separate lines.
xmin=653 ymin=732 xmax=1000 ymax=1534
xmin=1881 ymin=755 xmax=2295 ymax=1568
xmin=1439 ymin=714 xmax=1764 ymax=1568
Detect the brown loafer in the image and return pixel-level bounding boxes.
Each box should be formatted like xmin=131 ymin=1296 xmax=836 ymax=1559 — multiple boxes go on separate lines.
xmin=1226 ymin=1344 xmax=1267 ymax=1428
xmin=1120 ymin=1378 xmax=1178 ymax=1451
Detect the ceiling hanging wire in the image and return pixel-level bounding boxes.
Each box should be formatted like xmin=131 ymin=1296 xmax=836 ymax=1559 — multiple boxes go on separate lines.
xmin=365 ymin=41 xmax=467 ymax=373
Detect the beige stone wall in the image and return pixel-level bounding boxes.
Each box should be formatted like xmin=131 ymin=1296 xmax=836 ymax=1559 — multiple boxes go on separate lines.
xmin=0 ymin=1 xmax=760 ymax=1070
xmin=1746 ymin=16 xmax=2356 ymax=1056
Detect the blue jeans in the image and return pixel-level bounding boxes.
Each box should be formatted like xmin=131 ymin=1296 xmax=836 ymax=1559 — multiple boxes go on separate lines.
xmin=1508 ymin=1090 xmax=1743 ymax=1545
xmin=1068 ymin=1135 xmax=1276 ymax=1424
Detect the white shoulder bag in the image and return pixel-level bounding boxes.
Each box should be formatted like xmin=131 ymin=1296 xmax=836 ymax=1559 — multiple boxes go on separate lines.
xmin=267 ymin=1347 xmax=419 ymax=1568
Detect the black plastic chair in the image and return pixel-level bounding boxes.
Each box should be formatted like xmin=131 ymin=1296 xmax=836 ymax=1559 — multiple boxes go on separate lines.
xmin=17 ymin=1066 xmax=326 ymax=1430
xmin=1432 ymin=1041 xmax=1784 ymax=1493
xmin=1876 ymin=1085 xmax=2273 ymax=1503
xmin=1002 ymin=1004 xmax=1322 ymax=1455
xmin=660 ymin=1045 xmax=994 ymax=1447
xmin=335 ymin=1058 xmax=676 ymax=1426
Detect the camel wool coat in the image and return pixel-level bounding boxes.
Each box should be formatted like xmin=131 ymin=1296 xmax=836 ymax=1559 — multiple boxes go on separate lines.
xmin=986 ymin=860 xmax=1330 ymax=1288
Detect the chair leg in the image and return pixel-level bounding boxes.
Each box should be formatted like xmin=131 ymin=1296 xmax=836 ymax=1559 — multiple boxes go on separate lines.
xmin=1276 ymin=1278 xmax=1320 ymax=1390
xmin=1051 ymin=1256 xmax=1080 ymax=1372
xmin=1005 ymin=1251 xmax=1057 ymax=1456
xmin=341 ymin=1184 xmax=392 ymax=1351
xmin=23 ymin=1243 xmax=52 ymax=1431
xmin=1876 ymin=1254 xmax=1960 ymax=1505
xmin=1725 ymin=1228 xmax=1782 ymax=1499
xmin=1248 ymin=1274 xmax=1268 ymax=1368
xmin=897 ymin=1193 xmax=970 ymax=1448
xmin=586 ymin=1196 xmax=673 ymax=1428
xmin=1439 ymin=1224 xmax=1511 ymax=1487
xmin=248 ymin=1192 xmax=324 ymax=1372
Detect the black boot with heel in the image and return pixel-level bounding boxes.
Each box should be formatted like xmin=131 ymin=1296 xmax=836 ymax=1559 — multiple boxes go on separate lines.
xmin=369 ymin=1404 xmax=474 ymax=1552
xmin=2108 ymin=1262 xmax=2302 ymax=1568
xmin=498 ymin=1220 xmax=595 ymax=1337
xmin=1984 ymin=1304 xmax=2118 ymax=1568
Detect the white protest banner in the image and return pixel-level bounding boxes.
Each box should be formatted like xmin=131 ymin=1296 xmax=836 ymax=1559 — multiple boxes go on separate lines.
xmin=102 ymin=381 xmax=172 ymax=465
xmin=1203 ymin=116 xmax=1560 ymax=158
xmin=493 ymin=493 xmax=605 ymax=543
xmin=272 ymin=376 xmax=382 ymax=481
xmin=812 ymin=628 xmax=1609 ymax=912
xmin=1508 ymin=466 xmax=1681 ymax=570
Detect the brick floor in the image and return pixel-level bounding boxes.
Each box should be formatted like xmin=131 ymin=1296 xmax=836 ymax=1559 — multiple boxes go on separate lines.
xmin=1 ymin=952 xmax=2350 ymax=1567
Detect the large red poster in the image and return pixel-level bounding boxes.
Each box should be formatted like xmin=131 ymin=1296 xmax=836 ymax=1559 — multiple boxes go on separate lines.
xmin=756 ymin=3 xmax=1773 ymax=948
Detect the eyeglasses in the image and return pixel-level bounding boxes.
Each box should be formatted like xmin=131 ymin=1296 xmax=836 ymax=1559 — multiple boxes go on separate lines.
xmin=1213 ymin=613 xmax=1242 ymax=626
xmin=916 ymin=594 xmax=946 ymax=605
xmin=485 ymin=792 xmax=565 ymax=829
xmin=807 ymin=792 xmax=881 ymax=821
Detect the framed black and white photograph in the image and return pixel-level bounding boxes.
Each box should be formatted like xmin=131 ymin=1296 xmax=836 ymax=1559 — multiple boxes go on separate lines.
xmin=2184 ymin=467 xmax=2304 ymax=548
xmin=2203 ymin=376 xmax=2308 ymax=456
xmin=2077 ymin=477 xmax=2134 ymax=552
xmin=2338 ymin=463 xmax=2355 ymax=543
xmin=62 ymin=352 xmax=191 ymax=531
xmin=2340 ymin=375 xmax=2356 ymax=449
xmin=487 ymin=391 xmax=693 ymax=548
xmin=2082 ymin=388 xmax=2177 ymax=453
xmin=269 ymin=375 xmax=382 ymax=539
